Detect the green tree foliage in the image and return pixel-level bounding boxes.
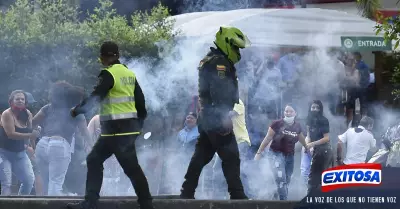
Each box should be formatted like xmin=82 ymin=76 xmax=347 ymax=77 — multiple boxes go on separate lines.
xmin=356 ymin=0 xmax=382 ymax=19
xmin=356 ymin=0 xmax=399 ymax=49
xmin=388 ymin=52 xmax=400 ymax=100
xmin=357 ymin=0 xmax=400 ymax=99
xmin=373 ymin=1 xmax=400 ymax=99
xmin=0 ymin=0 xmax=176 ymax=107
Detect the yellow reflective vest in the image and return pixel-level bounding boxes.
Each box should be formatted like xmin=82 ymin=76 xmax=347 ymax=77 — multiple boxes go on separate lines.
xmin=99 ymin=64 xmax=138 ymax=121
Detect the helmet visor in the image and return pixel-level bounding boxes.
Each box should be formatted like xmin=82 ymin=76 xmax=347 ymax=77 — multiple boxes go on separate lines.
xmin=242 ymin=35 xmax=251 ymax=48
xmin=233 ymin=34 xmax=251 ymax=49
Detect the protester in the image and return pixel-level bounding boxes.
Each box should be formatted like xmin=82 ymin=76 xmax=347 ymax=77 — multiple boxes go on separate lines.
xmin=246 ymin=56 xmax=273 ymax=157
xmin=177 ymin=111 xmax=200 ymax=192
xmin=300 ymin=140 xmax=312 ymax=185
xmin=254 ymin=104 xmax=309 ymax=200
xmin=177 ymin=112 xmax=199 ymax=155
xmin=63 ymin=86 xmax=90 ymax=196
xmin=229 ymin=98 xmax=251 ymax=162
xmin=337 ymin=116 xmax=376 ymax=165
xmin=24 ymin=91 xmax=44 ymax=195
xmin=353 ymin=52 xmax=370 ymax=115
xmin=0 ymin=90 xmax=38 ymax=195
xmin=305 ymin=100 xmax=333 ymax=194
xmin=343 ymin=54 xmax=361 ymax=125
xmin=32 ymin=81 xmax=91 ymax=196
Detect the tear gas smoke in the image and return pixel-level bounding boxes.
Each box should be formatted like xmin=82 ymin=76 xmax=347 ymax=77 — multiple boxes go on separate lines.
xmin=122 ymin=37 xmax=206 ymax=197
xmin=114 ymin=16 xmax=400 ymax=200
xmin=180 ymin=0 xmax=251 ymax=13
xmin=4 ymin=0 xmax=395 ymax=200
xmin=179 ymin=0 xmax=297 ymax=13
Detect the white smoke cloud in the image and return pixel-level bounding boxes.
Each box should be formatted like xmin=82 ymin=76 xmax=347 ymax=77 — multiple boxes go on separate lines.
xmin=179 ymin=0 xmax=300 ymax=13
xmin=122 ymin=37 xmax=206 ymax=197
xmin=117 ymin=37 xmax=305 ymax=199
xmin=127 ymin=38 xmax=205 ymax=114
xmin=97 ymin=4 xmax=400 ymax=201
xmin=180 ymin=0 xmax=251 ymax=13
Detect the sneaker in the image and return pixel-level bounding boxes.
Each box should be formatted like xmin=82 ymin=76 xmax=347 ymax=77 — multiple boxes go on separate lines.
xmin=66 ymin=200 xmax=97 ymax=209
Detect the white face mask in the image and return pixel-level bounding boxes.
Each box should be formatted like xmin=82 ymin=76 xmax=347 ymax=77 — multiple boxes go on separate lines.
xmin=284 ymin=116 xmax=295 ymax=124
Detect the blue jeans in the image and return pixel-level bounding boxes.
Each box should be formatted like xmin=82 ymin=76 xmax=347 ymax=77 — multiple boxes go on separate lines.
xmin=267 ymin=149 xmax=294 ymax=200
xmin=36 ymin=137 xmax=72 ymax=196
xmin=0 ymin=148 xmax=35 ymax=195
xmin=300 ymin=147 xmax=312 ymax=185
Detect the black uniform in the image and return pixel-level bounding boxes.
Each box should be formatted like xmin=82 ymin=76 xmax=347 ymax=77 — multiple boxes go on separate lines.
xmin=72 ymin=60 xmax=153 ymax=208
xmin=180 ymin=47 xmax=247 ymax=199
xmin=307 ymin=115 xmax=333 ymax=194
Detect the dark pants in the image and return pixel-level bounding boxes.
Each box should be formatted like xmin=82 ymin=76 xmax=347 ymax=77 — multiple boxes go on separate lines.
xmin=347 ymin=88 xmax=368 ymax=115
xmin=308 ymin=146 xmax=333 ymax=194
xmin=212 ymin=142 xmax=251 ymax=199
xmin=325 ymin=92 xmax=340 ymax=115
xmin=180 ymin=130 xmax=247 ymax=199
xmin=64 ymin=148 xmax=87 ymax=195
xmin=85 ymin=135 xmax=152 ymax=207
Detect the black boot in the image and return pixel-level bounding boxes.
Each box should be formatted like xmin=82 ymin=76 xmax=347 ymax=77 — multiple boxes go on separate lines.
xmin=229 ymin=191 xmax=248 ymax=200
xmin=66 ymin=200 xmax=97 ymax=209
xmin=179 ymin=192 xmax=195 ymax=199
xmin=230 ymin=195 xmax=248 ymax=200
xmin=180 ymin=187 xmax=195 ymax=199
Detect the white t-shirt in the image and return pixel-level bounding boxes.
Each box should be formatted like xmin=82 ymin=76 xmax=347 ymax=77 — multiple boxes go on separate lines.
xmin=339 ymin=126 xmax=376 ymax=165
xmin=370 ymin=73 xmax=375 ymax=84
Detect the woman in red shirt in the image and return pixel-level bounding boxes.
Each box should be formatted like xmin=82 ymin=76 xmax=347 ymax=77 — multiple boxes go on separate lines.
xmin=254 ymin=104 xmax=309 ymax=200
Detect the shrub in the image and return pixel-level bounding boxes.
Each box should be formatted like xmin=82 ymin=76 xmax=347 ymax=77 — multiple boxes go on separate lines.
xmin=0 ymin=0 xmax=176 ymax=108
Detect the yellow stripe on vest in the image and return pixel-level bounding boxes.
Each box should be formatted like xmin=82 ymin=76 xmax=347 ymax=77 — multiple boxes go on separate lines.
xmin=100 ymin=132 xmax=141 ymax=137
xmin=102 ymin=96 xmax=135 ymax=104
xmin=100 ymin=112 xmax=137 ymax=121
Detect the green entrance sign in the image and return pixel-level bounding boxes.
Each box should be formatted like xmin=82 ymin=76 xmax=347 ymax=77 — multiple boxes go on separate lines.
xmin=341 ymin=36 xmax=392 ymax=51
